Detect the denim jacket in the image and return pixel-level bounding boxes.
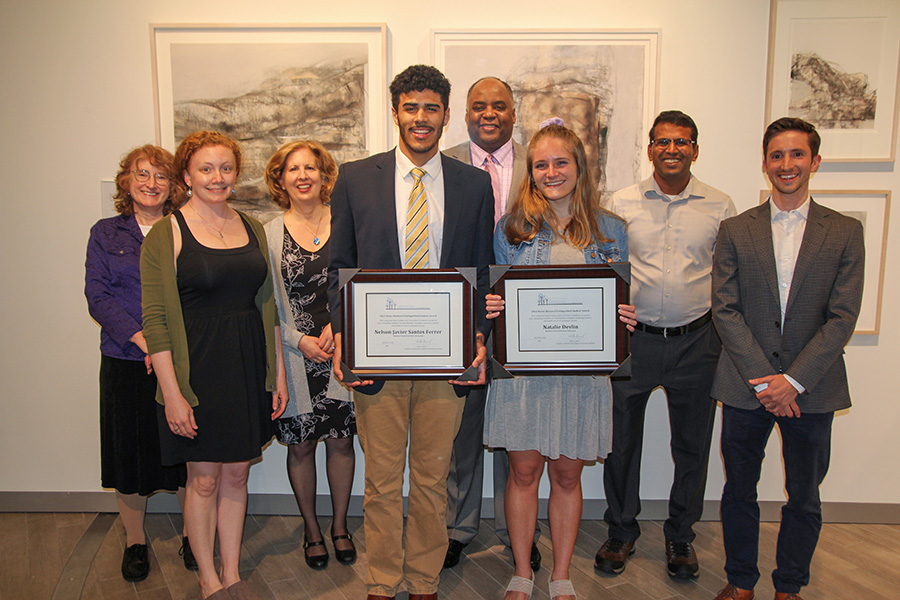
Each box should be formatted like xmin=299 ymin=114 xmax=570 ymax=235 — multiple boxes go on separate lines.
xmin=494 ymin=211 xmax=629 ymax=266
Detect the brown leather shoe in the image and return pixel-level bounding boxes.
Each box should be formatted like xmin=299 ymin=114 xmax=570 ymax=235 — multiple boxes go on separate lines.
xmin=666 ymin=541 xmax=699 ymax=579
xmin=409 ymin=595 xmax=437 ymax=600
xmin=714 ymin=584 xmax=755 ymax=600
xmin=774 ymin=593 xmax=802 ymax=600
xmin=365 ymin=595 xmax=395 ymax=600
xmin=594 ymin=537 xmax=635 ymax=576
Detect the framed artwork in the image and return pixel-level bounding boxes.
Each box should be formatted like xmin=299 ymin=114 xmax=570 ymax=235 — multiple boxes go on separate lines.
xmin=765 ymin=0 xmax=900 ymax=162
xmin=432 ymin=29 xmax=659 ymax=194
xmin=338 ymin=269 xmax=476 ymax=381
xmin=151 ymin=23 xmax=388 ymax=220
xmin=759 ymin=190 xmax=891 ymax=334
xmin=489 ymin=264 xmax=631 ymax=375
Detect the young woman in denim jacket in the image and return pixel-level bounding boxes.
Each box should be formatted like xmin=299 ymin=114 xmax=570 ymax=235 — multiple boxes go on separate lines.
xmin=485 ymin=124 xmax=636 ymax=600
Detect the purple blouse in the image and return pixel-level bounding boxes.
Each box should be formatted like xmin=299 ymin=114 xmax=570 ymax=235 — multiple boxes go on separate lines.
xmin=85 ymin=214 xmax=146 ymax=361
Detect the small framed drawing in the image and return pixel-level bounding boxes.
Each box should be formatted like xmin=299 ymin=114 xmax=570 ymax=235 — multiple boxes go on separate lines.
xmin=759 ymin=190 xmax=890 ymax=334
xmin=764 ymin=0 xmax=900 ymax=162
xmin=432 ymin=29 xmax=659 ymax=194
xmin=490 ymin=264 xmax=631 ymax=375
xmin=150 ymin=23 xmax=388 ymax=220
xmin=338 ymin=269 xmax=477 ymax=380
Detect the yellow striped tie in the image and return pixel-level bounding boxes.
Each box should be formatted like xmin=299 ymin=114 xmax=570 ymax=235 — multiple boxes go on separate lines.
xmin=405 ymin=167 xmax=429 ymax=269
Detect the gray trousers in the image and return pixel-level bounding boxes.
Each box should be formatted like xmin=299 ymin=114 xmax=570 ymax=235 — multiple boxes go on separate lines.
xmin=446 ymin=383 xmax=541 ymax=547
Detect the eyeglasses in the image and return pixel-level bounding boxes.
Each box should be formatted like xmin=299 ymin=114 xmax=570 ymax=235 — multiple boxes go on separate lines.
xmin=651 ymin=138 xmax=695 ymax=149
xmin=132 ymin=170 xmax=169 ymax=184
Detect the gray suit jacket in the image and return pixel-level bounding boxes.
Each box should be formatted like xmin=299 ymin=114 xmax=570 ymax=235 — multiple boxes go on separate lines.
xmin=711 ymin=199 xmax=864 ymax=413
xmin=444 ymin=140 xmax=527 ymax=211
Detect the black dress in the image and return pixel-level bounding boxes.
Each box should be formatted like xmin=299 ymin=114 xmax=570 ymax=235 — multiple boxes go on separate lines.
xmin=275 ymin=231 xmax=355 ymax=444
xmin=157 ymin=210 xmax=273 ymax=465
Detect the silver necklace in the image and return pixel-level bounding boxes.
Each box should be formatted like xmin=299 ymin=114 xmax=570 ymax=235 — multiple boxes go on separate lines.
xmin=296 ymin=208 xmax=325 ymax=245
xmin=189 ymin=203 xmax=226 ymax=240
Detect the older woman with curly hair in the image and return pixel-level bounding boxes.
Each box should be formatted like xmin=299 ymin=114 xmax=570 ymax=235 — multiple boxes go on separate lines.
xmin=141 ymin=131 xmax=287 ymax=600
xmin=85 ymin=145 xmax=195 ymax=582
xmin=263 ymin=141 xmax=356 ymax=570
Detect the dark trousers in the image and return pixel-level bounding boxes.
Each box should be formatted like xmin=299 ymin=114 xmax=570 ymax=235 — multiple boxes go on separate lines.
xmin=602 ymin=322 xmax=720 ymax=543
xmin=720 ymin=404 xmax=833 ymax=594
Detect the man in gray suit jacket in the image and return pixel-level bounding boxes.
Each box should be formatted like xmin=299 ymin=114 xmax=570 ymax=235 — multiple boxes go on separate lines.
xmin=710 ymin=118 xmax=864 ymax=600
xmin=440 ymin=76 xmax=540 ymax=571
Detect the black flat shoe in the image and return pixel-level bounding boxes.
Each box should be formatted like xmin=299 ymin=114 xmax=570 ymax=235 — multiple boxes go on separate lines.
xmin=303 ymin=538 xmax=329 ymax=570
xmin=121 ymin=543 xmax=150 ymax=581
xmin=443 ymin=539 xmax=465 ymax=570
xmin=179 ymin=536 xmax=198 ymax=571
xmin=331 ymin=532 xmax=357 ymax=565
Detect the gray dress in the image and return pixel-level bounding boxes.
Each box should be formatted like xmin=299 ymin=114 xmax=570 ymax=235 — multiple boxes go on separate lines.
xmin=484 ymin=238 xmax=613 ymax=461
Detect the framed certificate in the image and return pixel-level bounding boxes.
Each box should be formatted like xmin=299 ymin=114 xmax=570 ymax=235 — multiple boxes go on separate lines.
xmin=339 ymin=268 xmax=476 ymax=380
xmin=490 ymin=264 xmax=630 ymax=375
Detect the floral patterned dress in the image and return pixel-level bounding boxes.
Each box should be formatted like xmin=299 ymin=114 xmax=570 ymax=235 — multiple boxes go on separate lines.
xmin=275 ymin=230 xmax=356 ymax=443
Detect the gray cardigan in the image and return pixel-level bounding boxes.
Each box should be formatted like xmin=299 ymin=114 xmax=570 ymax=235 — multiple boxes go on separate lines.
xmin=264 ymin=213 xmax=351 ymax=418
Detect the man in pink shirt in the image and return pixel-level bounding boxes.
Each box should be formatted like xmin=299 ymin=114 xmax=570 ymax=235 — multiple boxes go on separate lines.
xmin=443 ymin=76 xmax=538 ymax=571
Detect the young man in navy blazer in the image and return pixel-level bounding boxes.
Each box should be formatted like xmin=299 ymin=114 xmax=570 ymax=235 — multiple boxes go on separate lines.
xmin=327 ymin=65 xmax=494 ymax=600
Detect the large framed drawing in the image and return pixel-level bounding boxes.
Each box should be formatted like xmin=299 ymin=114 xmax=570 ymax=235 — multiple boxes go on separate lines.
xmin=759 ymin=190 xmax=890 ymax=334
xmin=432 ymin=30 xmax=659 ymax=194
xmin=151 ymin=23 xmax=388 ymax=220
xmin=765 ymin=0 xmax=900 ymax=162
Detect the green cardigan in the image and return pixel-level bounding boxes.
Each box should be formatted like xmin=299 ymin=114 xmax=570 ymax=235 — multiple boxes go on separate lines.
xmin=140 ymin=210 xmax=278 ymax=407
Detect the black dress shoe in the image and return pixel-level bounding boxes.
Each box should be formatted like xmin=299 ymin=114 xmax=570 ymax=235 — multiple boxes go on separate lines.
xmin=303 ymin=537 xmax=329 ymax=570
xmin=665 ymin=541 xmax=699 ymax=579
xmin=332 ymin=532 xmax=357 ymax=565
xmin=529 ymin=542 xmax=542 ymax=571
xmin=443 ymin=539 xmax=465 ymax=569
xmin=594 ymin=537 xmax=635 ymax=576
xmin=179 ymin=536 xmax=198 ymax=571
xmin=121 ymin=543 xmax=150 ymax=581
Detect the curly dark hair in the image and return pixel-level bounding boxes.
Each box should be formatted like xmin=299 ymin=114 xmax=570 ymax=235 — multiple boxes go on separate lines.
xmin=390 ymin=65 xmax=451 ymax=111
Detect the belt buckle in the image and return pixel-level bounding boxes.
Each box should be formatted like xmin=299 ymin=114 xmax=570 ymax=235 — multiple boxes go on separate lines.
xmin=663 ymin=327 xmax=668 ymax=339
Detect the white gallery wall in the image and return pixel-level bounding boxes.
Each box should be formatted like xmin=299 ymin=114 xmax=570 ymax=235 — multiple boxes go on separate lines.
xmin=1 ymin=0 xmax=897 ymax=513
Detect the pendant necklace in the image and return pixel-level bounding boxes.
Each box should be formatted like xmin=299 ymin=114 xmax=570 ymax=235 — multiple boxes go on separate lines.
xmin=298 ymin=207 xmax=325 ymax=246
xmin=189 ymin=203 xmax=226 ymax=240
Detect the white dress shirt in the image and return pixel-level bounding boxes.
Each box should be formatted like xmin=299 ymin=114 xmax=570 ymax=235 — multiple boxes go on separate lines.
xmin=763 ymin=195 xmax=811 ymax=395
xmin=606 ymin=176 xmax=736 ymax=327
xmin=394 ymin=147 xmax=445 ymax=267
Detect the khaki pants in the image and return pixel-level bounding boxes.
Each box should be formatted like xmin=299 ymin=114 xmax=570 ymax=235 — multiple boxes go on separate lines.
xmin=355 ymin=380 xmax=465 ymax=596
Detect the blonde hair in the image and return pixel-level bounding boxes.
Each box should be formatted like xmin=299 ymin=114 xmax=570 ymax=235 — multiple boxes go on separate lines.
xmin=504 ymin=124 xmax=619 ymax=249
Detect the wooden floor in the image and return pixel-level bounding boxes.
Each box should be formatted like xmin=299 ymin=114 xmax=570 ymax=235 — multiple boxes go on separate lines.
xmin=1 ymin=512 xmax=898 ymax=600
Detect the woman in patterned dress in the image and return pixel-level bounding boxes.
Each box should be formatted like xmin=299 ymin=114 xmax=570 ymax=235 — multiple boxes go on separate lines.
xmin=264 ymin=141 xmax=357 ymax=570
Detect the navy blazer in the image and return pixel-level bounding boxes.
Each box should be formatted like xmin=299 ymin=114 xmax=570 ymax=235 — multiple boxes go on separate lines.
xmin=327 ymin=150 xmax=496 ymax=392
xmin=711 ymin=199 xmax=864 ymax=413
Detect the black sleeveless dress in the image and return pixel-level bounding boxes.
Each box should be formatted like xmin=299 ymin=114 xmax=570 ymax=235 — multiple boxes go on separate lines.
xmin=157 ymin=210 xmax=274 ymax=465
